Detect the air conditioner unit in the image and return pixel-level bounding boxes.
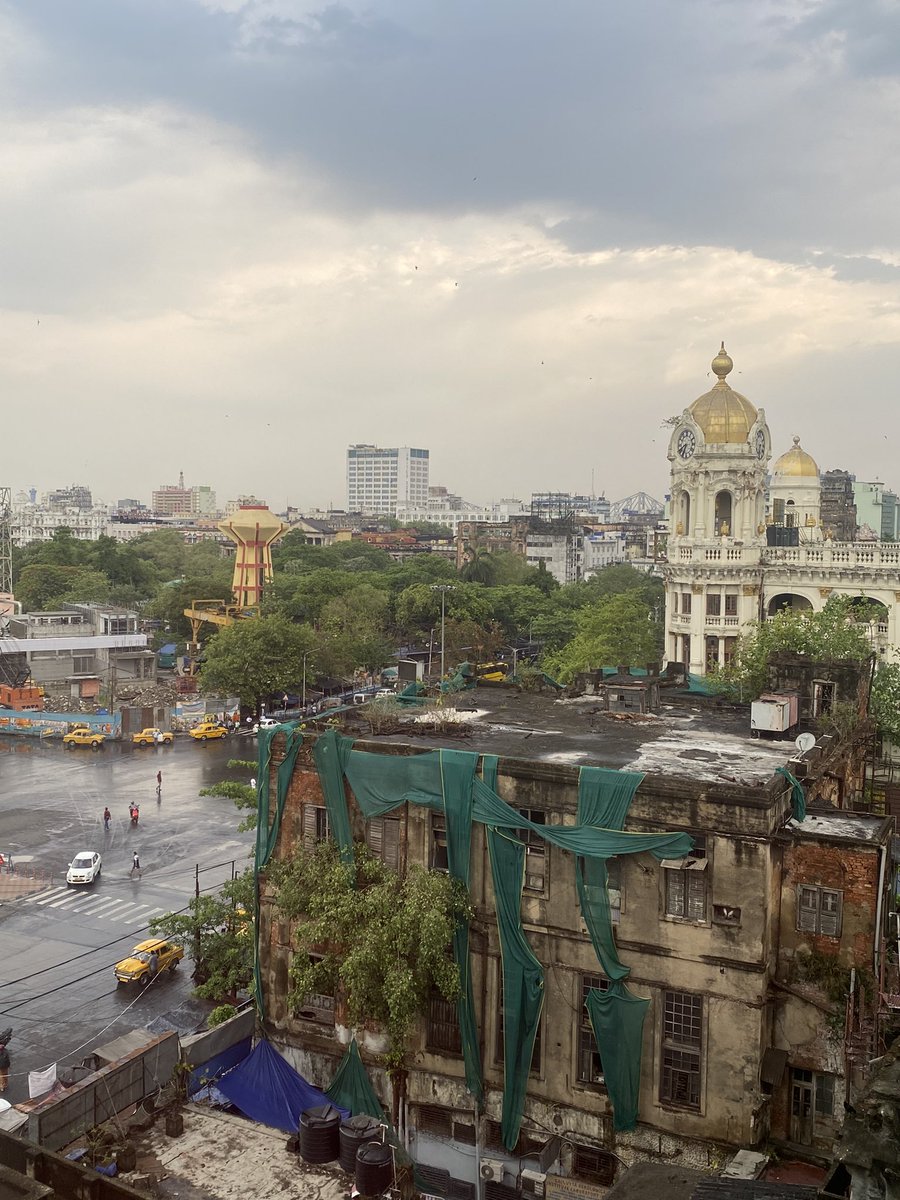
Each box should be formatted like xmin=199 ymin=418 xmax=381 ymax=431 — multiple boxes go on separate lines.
xmin=521 ymin=1168 xmax=547 ymax=1197
xmin=480 ymin=1159 xmax=505 ymax=1182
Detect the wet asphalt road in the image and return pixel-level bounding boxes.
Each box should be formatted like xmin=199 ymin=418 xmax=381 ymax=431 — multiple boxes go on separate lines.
xmin=0 ymin=733 xmax=257 ymax=1104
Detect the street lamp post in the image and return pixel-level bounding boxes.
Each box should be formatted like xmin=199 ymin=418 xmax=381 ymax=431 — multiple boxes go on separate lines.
xmin=301 ymin=653 xmax=308 ymax=708
xmin=431 ymin=585 xmax=456 ymax=681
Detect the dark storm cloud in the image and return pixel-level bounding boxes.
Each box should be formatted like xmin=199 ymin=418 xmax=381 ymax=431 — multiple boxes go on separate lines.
xmin=18 ymin=0 xmax=900 ymax=261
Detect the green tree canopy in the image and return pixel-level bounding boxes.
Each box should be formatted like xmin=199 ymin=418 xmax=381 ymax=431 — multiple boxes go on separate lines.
xmin=544 ymin=591 xmax=659 ymax=682
xmin=201 ymin=614 xmax=317 ymax=705
xmin=708 ymin=595 xmax=875 ymax=701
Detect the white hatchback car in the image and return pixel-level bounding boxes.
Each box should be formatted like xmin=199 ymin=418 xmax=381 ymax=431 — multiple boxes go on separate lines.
xmin=67 ymin=850 xmax=102 ymax=885
xmin=253 ymin=716 xmax=280 ymax=734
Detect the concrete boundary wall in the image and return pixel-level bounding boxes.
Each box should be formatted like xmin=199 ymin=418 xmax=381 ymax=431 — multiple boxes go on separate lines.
xmin=180 ymin=1006 xmax=255 ymax=1070
xmin=0 ymin=709 xmax=121 ymax=739
xmin=25 ymin=1032 xmax=178 ymax=1150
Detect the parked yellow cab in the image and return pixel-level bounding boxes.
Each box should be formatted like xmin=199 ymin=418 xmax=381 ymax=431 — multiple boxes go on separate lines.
xmin=62 ymin=728 xmax=105 ymax=750
xmin=189 ymin=721 xmax=227 ymax=741
xmin=132 ymin=728 xmax=174 ymax=746
xmin=114 ymin=938 xmax=184 ymax=986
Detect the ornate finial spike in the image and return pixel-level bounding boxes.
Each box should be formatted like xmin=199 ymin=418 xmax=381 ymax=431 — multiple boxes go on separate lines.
xmin=711 ymin=343 xmax=733 ymax=381
xmin=793 ymin=435 xmax=801 ymax=446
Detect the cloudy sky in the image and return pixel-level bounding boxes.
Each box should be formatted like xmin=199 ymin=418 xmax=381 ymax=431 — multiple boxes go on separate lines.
xmin=3 ymin=0 xmax=900 ymax=510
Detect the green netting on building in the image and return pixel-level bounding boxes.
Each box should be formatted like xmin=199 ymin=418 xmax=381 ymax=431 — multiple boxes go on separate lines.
xmin=253 ymin=723 xmax=306 ymax=1017
xmin=326 ymin=1037 xmax=388 ymax=1120
xmin=775 ymin=765 xmax=807 ymax=822
xmin=585 ymin=982 xmax=650 ymax=1133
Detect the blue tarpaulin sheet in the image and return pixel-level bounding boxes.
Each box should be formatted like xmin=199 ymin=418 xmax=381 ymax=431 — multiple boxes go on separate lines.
xmin=216 ymin=1039 xmax=348 ymax=1133
xmin=188 ymin=1037 xmax=252 ymax=1096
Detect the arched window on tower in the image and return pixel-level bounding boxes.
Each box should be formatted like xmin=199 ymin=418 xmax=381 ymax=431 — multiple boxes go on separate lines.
xmin=678 ymin=490 xmax=691 ymax=536
xmin=785 ymin=499 xmax=796 ymax=528
xmin=714 ymin=491 xmax=733 ymax=537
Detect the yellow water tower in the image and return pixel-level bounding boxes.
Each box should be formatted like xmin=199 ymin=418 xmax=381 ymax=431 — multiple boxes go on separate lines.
xmin=218 ymin=505 xmax=288 ymax=609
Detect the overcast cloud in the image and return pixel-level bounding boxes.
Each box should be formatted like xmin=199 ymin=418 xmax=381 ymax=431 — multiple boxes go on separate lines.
xmin=2 ymin=0 xmax=900 ymax=508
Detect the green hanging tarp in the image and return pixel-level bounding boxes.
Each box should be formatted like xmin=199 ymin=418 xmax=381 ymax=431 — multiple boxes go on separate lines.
xmin=326 ymin=1037 xmax=388 ymax=1120
xmin=254 ymin=724 xmax=306 ymax=1017
xmin=776 ymin=766 xmax=807 ymax=822
xmin=487 ymin=827 xmax=544 ymax=1152
xmin=312 ymin=731 xmax=356 ymax=865
xmin=585 ymin=981 xmax=650 ymax=1132
xmin=438 ymin=749 xmax=484 ymax=1103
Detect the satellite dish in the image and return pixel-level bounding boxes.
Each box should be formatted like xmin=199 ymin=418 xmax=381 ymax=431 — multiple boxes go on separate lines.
xmin=795 ymin=732 xmax=816 ymax=754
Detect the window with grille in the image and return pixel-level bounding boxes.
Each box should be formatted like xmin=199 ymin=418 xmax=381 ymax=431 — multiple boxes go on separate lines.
xmin=496 ymin=977 xmax=542 ymax=1073
xmin=664 ymin=835 xmax=707 ymax=922
xmin=416 ymin=1103 xmax=452 ymax=1138
xmin=427 ymin=990 xmax=462 ymax=1054
xmin=572 ymin=1146 xmax=616 ymax=1186
xmin=431 ymin=815 xmax=449 ymax=871
xmin=660 ymin=990 xmax=702 ymax=1110
xmin=515 ymin=808 xmax=547 ymax=892
xmin=366 ymin=816 xmax=401 ymax=870
xmin=302 ymin=805 xmax=331 ymax=848
xmin=577 ymin=974 xmax=609 ymax=1085
xmin=797 ymin=886 xmax=842 ymax=937
xmin=73 ymin=655 xmax=95 ymax=674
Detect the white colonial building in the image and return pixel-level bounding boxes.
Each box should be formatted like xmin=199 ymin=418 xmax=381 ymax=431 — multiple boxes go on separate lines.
xmin=663 ymin=344 xmax=900 ymax=676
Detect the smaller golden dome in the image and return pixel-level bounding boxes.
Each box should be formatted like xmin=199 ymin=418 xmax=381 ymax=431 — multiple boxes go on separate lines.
xmin=772 ymin=435 xmax=819 ymax=479
xmin=687 ymin=343 xmax=758 ymax=444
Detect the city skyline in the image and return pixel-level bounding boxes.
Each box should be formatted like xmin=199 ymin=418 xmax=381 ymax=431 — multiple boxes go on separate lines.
xmin=2 ymin=4 xmax=900 ymax=505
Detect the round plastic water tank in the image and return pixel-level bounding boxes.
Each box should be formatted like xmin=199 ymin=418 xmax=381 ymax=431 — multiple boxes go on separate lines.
xmin=298 ymin=1104 xmax=342 ymax=1164
xmin=355 ymin=1141 xmax=394 ymax=1196
xmin=339 ymin=1115 xmax=382 ymax=1173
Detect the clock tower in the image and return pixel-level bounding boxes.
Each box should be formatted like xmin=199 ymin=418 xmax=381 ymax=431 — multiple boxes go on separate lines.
xmin=664 ymin=344 xmax=771 ymax=675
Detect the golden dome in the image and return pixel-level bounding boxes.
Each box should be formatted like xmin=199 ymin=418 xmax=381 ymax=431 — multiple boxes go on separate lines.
xmin=687 ymin=342 xmax=758 ymax=443
xmin=772 ymin=436 xmax=819 ymax=478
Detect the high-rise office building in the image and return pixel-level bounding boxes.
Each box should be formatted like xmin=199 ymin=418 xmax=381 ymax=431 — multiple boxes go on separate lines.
xmin=346 ymin=445 xmax=430 ymax=516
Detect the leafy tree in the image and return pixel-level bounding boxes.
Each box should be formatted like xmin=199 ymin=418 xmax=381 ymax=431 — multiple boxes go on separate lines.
xmin=272 ymin=840 xmax=471 ymax=1120
xmin=871 ymin=659 xmax=900 ymax=740
xmin=459 ymin=547 xmax=497 ymax=585
xmin=201 ymin=759 xmax=258 ymax=830
xmin=150 ymin=869 xmax=255 ymax=1002
xmin=201 ymin=615 xmax=317 ymax=706
xmin=708 ymin=596 xmax=874 ymax=701
xmin=544 ymin=592 xmax=659 ymax=682
xmin=14 ymin=563 xmax=112 ymax=610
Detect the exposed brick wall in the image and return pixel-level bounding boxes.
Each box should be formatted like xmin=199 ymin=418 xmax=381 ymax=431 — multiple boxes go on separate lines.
xmin=781 ymin=838 xmax=880 ymax=968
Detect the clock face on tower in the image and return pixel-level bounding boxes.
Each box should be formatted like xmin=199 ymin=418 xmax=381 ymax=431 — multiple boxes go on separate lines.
xmin=677 ymin=428 xmax=696 ymax=460
xmin=755 ymin=429 xmax=766 ymax=460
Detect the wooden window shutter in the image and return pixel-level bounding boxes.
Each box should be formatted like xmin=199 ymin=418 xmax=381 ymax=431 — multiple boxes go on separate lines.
xmin=797 ymin=886 xmax=819 ymax=932
xmin=819 ymin=889 xmax=842 ymax=937
xmin=367 ymin=817 xmax=384 ymax=858
xmin=302 ymin=805 xmax=318 ymax=848
xmin=383 ymin=817 xmax=401 ymax=870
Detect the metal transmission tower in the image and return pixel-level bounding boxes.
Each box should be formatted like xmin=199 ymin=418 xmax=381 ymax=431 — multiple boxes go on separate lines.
xmin=0 ymin=486 xmax=11 ymax=598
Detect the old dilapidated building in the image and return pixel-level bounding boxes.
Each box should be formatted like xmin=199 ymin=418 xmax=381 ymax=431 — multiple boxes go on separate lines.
xmin=256 ymin=681 xmax=894 ymax=1196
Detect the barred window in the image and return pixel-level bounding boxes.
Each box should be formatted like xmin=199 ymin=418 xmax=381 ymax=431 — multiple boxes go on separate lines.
xmin=572 ymin=1146 xmax=616 ymax=1186
xmin=797 ymin=886 xmax=842 ymax=937
xmin=660 ymin=990 xmax=702 ymax=1110
xmin=577 ymin=974 xmax=609 ymax=1085
xmin=431 ymin=815 xmax=449 ymax=872
xmin=292 ymin=954 xmax=335 ymax=1025
xmin=515 ymin=808 xmax=547 ymax=892
xmin=496 ymin=978 xmax=542 ymax=1073
xmin=664 ymin=835 xmax=707 ymax=922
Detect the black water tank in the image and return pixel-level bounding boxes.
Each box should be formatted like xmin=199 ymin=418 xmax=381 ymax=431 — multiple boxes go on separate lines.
xmin=339 ymin=1115 xmax=382 ymax=1173
xmin=299 ymin=1104 xmax=342 ymax=1164
xmin=355 ymin=1141 xmax=394 ymax=1197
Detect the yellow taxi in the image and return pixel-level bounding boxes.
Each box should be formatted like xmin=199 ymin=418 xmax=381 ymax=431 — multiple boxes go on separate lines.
xmin=189 ymin=721 xmax=227 ymax=741
xmin=114 ymin=937 xmax=184 ymax=986
xmin=132 ymin=728 xmax=174 ymax=746
xmin=62 ymin=728 xmax=105 ymax=750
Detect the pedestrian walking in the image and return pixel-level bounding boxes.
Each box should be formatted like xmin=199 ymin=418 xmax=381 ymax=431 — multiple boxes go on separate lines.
xmin=156 ymin=770 xmax=162 ymax=796
xmin=103 ymin=807 xmax=111 ymax=831
xmin=0 ymin=1043 xmax=9 ymax=1093
xmin=148 ymin=950 xmax=159 ymax=978
xmin=131 ymin=852 xmax=141 ymax=879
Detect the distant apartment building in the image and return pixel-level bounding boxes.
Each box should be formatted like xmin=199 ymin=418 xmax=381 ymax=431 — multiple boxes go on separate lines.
xmin=225 ymin=495 xmax=265 ymax=517
xmin=152 ymin=475 xmax=217 ymax=518
xmin=44 ymin=484 xmax=93 ymax=511
xmin=531 ymin=491 xmax=611 ymax=521
xmin=819 ymin=470 xmax=857 ymax=541
xmin=398 ymin=499 xmax=526 ymax=536
xmin=346 ymin=445 xmax=429 ymax=516
xmin=583 ymin=530 xmax=628 ymax=577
